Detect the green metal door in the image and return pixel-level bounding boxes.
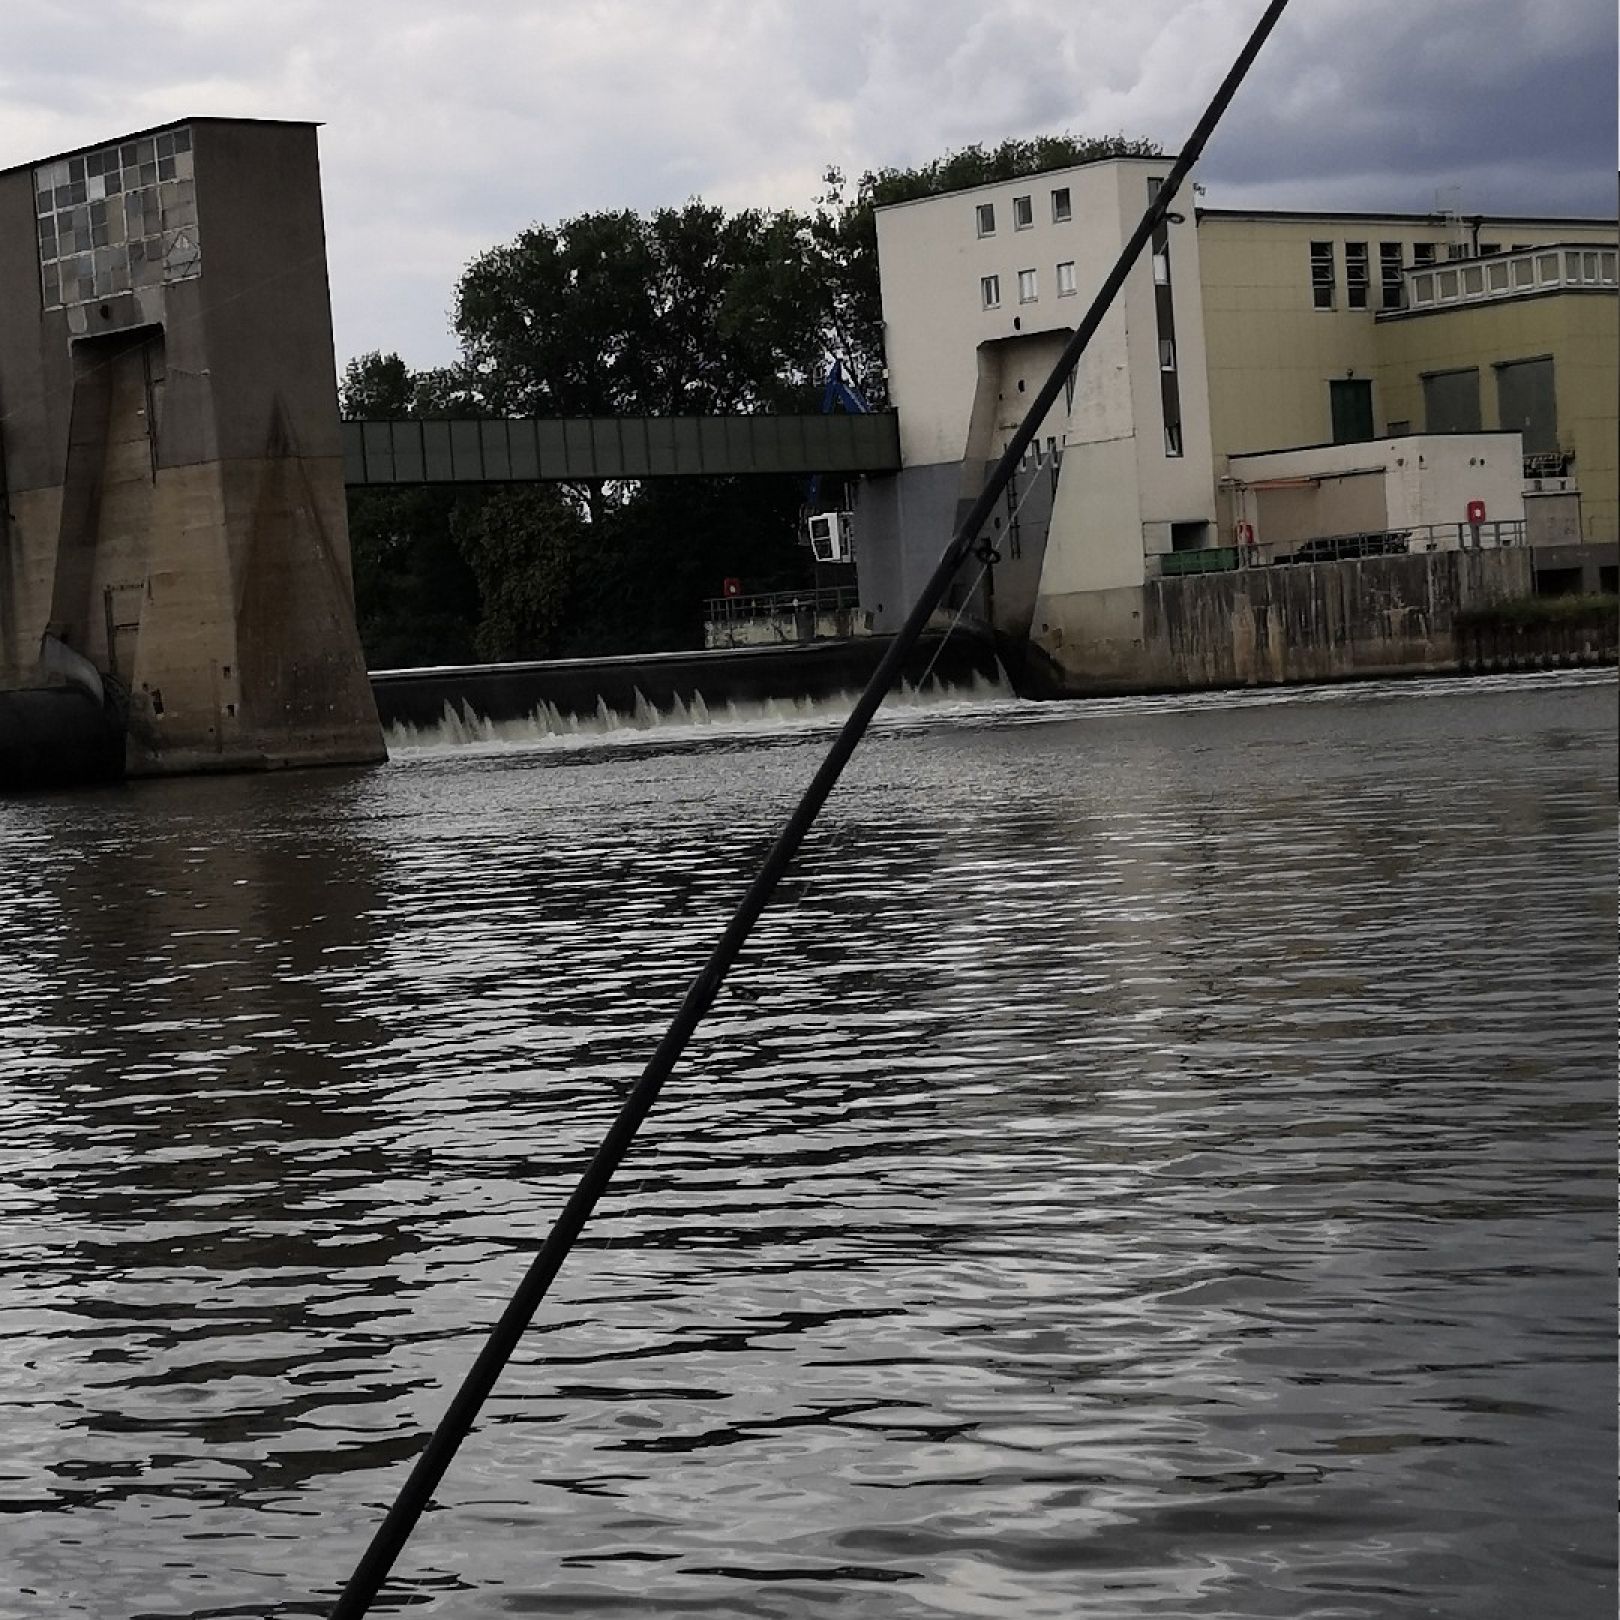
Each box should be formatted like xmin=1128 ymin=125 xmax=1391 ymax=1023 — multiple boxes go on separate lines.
xmin=1330 ymin=379 xmax=1374 ymax=444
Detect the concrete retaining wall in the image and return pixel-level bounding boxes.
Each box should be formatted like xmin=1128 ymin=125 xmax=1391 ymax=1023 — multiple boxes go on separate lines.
xmin=1025 ymin=548 xmax=1542 ymax=695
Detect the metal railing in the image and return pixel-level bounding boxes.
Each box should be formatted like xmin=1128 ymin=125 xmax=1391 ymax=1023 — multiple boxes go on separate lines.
xmin=1249 ymin=522 xmax=1526 ymax=566
xmin=1152 ymin=521 xmax=1529 ymax=579
xmin=703 ymin=585 xmax=860 ymax=625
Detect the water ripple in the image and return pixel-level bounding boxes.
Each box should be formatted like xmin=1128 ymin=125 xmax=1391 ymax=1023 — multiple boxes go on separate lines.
xmin=0 ymin=670 xmax=1613 ymax=1619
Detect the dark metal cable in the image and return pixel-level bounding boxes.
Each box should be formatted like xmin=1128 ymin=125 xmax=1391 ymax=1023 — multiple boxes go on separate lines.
xmin=328 ymin=3 xmax=1291 ymax=1611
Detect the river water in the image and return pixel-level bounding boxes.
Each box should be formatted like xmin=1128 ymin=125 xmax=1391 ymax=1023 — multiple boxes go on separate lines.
xmin=0 ymin=671 xmax=1613 ymax=1619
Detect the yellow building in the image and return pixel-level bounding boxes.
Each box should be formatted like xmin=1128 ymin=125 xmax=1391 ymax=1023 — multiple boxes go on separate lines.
xmin=1198 ymin=211 xmax=1618 ymax=543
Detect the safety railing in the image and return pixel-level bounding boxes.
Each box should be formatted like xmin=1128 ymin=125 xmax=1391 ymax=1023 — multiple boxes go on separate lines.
xmin=1151 ymin=521 xmax=1529 ymax=579
xmin=703 ymin=585 xmax=860 ymax=625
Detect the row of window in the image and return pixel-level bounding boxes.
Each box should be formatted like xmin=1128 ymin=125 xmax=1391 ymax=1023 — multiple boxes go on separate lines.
xmin=980 ymin=260 xmax=1078 ymax=309
xmin=974 ymin=186 xmax=1073 ymax=238
xmin=1309 ymin=238 xmax=1535 ymax=310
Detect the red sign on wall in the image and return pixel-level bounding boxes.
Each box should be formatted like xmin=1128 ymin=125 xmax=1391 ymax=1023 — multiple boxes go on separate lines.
xmin=1466 ymin=499 xmax=1487 ymax=524
xmin=721 ymin=577 xmax=743 ymax=598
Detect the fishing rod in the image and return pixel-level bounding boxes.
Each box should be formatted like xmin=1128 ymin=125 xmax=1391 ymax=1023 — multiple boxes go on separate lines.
xmin=328 ymin=1 xmax=1292 ymax=1610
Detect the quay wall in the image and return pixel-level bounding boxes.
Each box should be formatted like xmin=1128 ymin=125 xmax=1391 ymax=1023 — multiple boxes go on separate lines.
xmin=1024 ymin=549 xmax=1616 ymax=695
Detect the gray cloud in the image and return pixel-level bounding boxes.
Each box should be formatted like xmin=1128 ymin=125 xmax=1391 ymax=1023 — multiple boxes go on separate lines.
xmin=1 ymin=0 xmax=1612 ymax=369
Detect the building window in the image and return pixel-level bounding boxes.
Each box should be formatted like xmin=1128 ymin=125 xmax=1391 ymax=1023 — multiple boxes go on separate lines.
xmin=1380 ymin=242 xmax=1404 ymax=308
xmin=1345 ymin=241 xmax=1369 ymax=308
xmin=1488 ymin=260 xmax=1510 ymax=291
xmin=1438 ymin=268 xmax=1459 ymax=298
xmin=1017 ymin=268 xmax=1037 ymax=303
xmin=980 ymin=274 xmax=1001 ymax=309
xmin=1056 ymin=259 xmax=1076 ymax=296
xmin=1013 ymin=194 xmax=1033 ymax=230
xmin=1149 ymin=177 xmax=1182 ymax=460
xmin=1479 ymin=243 xmax=1501 ymax=255
xmin=1463 ymin=265 xmax=1484 ymax=295
xmin=1512 ymin=257 xmax=1535 ymax=287
xmin=1412 ymin=242 xmax=1436 ymax=266
xmin=976 ymin=202 xmax=995 ymax=237
xmin=1310 ymin=240 xmax=1335 ymax=308
xmin=1446 ymin=242 xmax=1467 ymax=260
xmin=1051 ymin=187 xmax=1071 ymax=222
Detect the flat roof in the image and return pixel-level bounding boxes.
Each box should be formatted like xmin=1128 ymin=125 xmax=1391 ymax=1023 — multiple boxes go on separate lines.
xmin=1199 ymin=207 xmax=1617 ymax=229
xmin=873 ymin=152 xmax=1174 ymax=213
xmin=1 ymin=117 xmax=321 ymax=180
xmin=1229 ymin=430 xmax=1519 ymax=461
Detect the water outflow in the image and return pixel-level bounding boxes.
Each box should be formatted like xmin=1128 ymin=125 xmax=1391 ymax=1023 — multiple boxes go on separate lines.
xmin=385 ymin=668 xmax=1016 ymax=753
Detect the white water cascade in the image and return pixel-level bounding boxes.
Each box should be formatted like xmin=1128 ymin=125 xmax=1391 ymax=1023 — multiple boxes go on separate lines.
xmin=385 ymin=667 xmax=1016 ymax=755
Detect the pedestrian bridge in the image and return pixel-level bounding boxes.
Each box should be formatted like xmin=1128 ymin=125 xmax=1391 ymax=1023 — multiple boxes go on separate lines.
xmin=342 ymin=412 xmax=900 ymax=486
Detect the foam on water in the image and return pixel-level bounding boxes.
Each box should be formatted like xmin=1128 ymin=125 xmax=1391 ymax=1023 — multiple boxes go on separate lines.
xmin=385 ymin=666 xmax=1018 ymax=755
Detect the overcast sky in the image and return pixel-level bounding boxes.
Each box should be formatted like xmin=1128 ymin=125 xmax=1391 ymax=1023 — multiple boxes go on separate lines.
xmin=4 ymin=0 xmax=1614 ymax=371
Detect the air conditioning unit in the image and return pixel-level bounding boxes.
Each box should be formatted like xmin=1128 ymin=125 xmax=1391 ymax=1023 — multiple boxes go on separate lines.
xmin=808 ymin=511 xmax=854 ymax=564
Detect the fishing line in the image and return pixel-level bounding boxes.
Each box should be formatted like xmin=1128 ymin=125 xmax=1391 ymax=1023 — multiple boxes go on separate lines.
xmin=328 ymin=2 xmax=1293 ymax=1611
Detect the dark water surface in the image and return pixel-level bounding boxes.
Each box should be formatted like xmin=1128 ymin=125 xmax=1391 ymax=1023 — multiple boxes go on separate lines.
xmin=0 ymin=671 xmax=1614 ymax=1619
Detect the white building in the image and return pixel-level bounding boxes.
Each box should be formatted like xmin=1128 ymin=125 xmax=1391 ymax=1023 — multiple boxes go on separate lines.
xmin=852 ymin=155 xmax=1619 ymax=688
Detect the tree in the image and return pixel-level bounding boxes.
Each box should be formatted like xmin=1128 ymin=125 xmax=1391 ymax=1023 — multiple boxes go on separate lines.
xmin=339 ymin=352 xmax=483 ymax=668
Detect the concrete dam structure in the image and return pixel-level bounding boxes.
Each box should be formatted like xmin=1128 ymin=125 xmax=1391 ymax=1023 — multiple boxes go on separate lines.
xmin=0 ymin=118 xmax=384 ymax=787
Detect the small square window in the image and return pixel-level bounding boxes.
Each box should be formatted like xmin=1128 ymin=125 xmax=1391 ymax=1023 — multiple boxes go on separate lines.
xmin=1056 ymin=259 xmax=1076 ymax=296
xmin=1153 ymin=252 xmax=1170 ymax=287
xmin=1051 ymin=187 xmax=1071 ymax=223
xmin=1013 ymin=194 xmax=1033 ymax=230
xmin=975 ymin=202 xmax=995 ymax=237
xmin=980 ymin=274 xmax=1001 ymax=309
xmin=1018 ymin=268 xmax=1037 ymax=303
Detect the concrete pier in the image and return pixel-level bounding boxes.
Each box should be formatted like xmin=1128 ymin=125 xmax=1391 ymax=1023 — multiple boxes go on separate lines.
xmin=0 ymin=119 xmax=384 ymax=786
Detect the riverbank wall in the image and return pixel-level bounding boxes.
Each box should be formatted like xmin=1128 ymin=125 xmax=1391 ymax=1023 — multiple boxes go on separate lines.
xmin=1022 ymin=548 xmax=1617 ymax=696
